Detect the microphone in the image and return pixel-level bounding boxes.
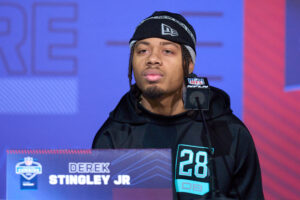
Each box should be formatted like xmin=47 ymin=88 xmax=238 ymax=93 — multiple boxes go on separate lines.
xmin=183 ymin=74 xmax=210 ymax=110
xmin=183 ymin=74 xmax=235 ymax=200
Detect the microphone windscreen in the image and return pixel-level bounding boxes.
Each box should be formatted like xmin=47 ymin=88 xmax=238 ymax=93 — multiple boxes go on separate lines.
xmin=183 ymin=76 xmax=210 ymax=110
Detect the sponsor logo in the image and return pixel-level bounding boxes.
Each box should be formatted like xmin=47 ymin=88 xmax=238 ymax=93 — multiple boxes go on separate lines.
xmin=188 ymin=78 xmax=205 ymax=86
xmin=15 ymin=157 xmax=42 ymax=189
xmin=161 ymin=23 xmax=178 ymax=36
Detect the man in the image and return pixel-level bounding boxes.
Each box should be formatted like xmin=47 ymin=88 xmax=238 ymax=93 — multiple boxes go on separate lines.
xmin=93 ymin=11 xmax=264 ymax=200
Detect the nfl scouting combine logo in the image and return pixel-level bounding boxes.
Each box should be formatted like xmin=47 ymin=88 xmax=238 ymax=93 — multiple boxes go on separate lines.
xmin=15 ymin=157 xmax=42 ymax=189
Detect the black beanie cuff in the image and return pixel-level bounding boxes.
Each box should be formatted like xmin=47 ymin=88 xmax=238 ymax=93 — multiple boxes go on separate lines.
xmin=137 ymin=15 xmax=196 ymax=46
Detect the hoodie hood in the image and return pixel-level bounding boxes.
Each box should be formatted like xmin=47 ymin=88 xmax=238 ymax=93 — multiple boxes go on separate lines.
xmin=108 ymin=86 xmax=232 ymax=124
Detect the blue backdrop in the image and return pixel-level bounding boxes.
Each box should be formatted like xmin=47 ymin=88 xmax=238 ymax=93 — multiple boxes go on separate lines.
xmin=0 ymin=0 xmax=243 ymax=198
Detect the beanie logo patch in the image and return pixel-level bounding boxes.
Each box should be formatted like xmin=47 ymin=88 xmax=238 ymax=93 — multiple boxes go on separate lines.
xmin=161 ymin=23 xmax=178 ymax=37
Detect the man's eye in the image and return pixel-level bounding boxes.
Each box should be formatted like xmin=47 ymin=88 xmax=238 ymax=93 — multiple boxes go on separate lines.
xmin=164 ymin=49 xmax=174 ymax=54
xmin=137 ymin=49 xmax=147 ymax=54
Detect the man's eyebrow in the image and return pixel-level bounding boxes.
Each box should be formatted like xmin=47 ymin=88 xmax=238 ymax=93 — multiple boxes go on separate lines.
xmin=135 ymin=41 xmax=150 ymax=47
xmin=160 ymin=42 xmax=180 ymax=49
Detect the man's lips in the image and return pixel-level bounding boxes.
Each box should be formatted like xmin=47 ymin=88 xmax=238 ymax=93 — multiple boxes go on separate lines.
xmin=143 ymin=70 xmax=163 ymax=82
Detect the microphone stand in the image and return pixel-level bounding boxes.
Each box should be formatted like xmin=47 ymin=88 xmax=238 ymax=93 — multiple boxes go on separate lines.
xmin=195 ymin=97 xmax=218 ymax=199
xmin=195 ymin=97 xmax=236 ymax=200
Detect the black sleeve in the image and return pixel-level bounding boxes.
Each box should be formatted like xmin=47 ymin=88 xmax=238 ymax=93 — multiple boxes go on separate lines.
xmin=92 ymin=118 xmax=115 ymax=149
xmin=231 ymin=126 xmax=264 ymax=200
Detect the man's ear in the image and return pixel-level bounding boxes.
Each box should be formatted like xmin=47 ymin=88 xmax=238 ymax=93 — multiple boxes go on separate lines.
xmin=188 ymin=61 xmax=195 ymax=74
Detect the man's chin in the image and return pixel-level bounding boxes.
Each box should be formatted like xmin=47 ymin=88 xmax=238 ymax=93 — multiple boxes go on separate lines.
xmin=142 ymin=85 xmax=165 ymax=99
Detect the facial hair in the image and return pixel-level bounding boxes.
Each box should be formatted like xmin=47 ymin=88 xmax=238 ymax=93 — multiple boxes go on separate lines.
xmin=142 ymin=85 xmax=165 ymax=99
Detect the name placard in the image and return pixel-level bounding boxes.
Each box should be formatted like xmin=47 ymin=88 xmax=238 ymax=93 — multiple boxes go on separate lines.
xmin=7 ymin=149 xmax=172 ymax=200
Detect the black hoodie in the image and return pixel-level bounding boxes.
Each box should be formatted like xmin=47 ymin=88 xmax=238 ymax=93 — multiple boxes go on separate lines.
xmin=92 ymin=86 xmax=264 ymax=200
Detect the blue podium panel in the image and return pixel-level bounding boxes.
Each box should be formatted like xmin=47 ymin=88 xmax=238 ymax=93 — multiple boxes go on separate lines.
xmin=7 ymin=149 xmax=172 ymax=200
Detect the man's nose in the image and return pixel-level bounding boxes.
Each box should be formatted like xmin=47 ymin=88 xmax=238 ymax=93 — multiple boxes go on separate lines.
xmin=147 ymin=49 xmax=161 ymax=65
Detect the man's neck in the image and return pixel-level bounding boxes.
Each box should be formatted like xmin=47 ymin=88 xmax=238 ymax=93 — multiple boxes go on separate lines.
xmin=140 ymin=92 xmax=186 ymax=116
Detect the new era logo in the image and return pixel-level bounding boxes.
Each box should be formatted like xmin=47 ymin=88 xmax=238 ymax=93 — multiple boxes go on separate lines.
xmin=161 ymin=23 xmax=178 ymax=36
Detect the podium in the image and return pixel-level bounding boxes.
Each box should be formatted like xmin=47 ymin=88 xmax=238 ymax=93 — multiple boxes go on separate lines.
xmin=6 ymin=149 xmax=173 ymax=200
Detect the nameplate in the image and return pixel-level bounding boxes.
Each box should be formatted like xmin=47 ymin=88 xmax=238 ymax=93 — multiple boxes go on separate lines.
xmin=7 ymin=149 xmax=172 ymax=200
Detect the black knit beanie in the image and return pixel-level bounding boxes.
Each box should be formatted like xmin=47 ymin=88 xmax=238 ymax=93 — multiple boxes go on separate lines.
xmin=129 ymin=11 xmax=197 ymax=63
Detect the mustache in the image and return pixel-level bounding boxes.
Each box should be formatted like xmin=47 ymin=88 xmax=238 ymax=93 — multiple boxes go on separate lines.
xmin=142 ymin=69 xmax=164 ymax=76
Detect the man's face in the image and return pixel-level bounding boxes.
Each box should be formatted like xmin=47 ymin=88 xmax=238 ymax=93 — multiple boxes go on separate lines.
xmin=132 ymin=37 xmax=184 ymax=99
